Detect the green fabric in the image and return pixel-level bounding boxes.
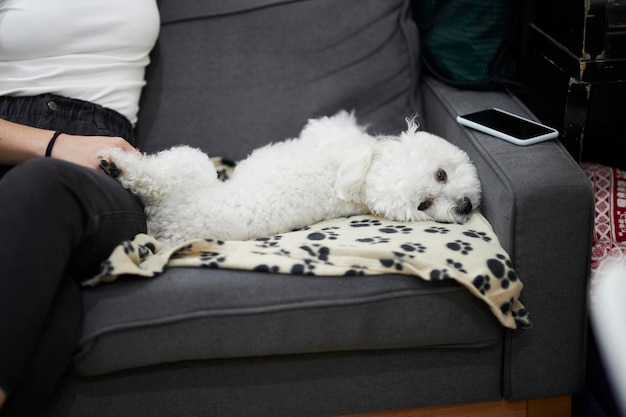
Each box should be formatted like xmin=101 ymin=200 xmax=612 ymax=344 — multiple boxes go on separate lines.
xmin=415 ymin=0 xmax=516 ymax=87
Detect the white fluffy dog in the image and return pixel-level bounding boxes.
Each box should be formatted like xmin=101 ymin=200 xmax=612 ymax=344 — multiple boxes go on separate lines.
xmin=97 ymin=111 xmax=481 ymax=246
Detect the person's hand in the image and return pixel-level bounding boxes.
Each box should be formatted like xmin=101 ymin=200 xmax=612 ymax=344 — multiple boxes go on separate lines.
xmin=50 ymin=134 xmax=138 ymax=170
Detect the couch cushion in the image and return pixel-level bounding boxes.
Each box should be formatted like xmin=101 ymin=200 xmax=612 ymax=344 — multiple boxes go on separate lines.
xmin=136 ymin=0 xmax=421 ymax=160
xmin=76 ymin=212 xmax=521 ymax=377
xmin=74 ymin=266 xmax=502 ymax=376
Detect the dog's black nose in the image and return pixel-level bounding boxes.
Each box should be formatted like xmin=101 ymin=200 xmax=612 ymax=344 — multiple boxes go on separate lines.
xmin=457 ymin=197 xmax=473 ymax=215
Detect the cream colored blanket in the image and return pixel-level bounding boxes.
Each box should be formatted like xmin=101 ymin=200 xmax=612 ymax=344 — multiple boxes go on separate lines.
xmin=86 ymin=213 xmax=531 ymax=330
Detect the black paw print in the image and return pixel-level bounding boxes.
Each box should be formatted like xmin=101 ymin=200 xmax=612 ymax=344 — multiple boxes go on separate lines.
xmin=199 ymin=251 xmax=227 ymax=268
xmin=473 ymin=274 xmax=491 ymax=294
xmin=430 ymin=268 xmax=452 ymax=281
xmin=392 ymin=251 xmax=412 ymax=260
xmin=446 ymin=258 xmax=467 ymax=274
xmin=290 ymin=259 xmax=316 ymax=275
xmin=379 ymin=225 xmax=413 ymax=234
xmin=255 ymin=235 xmax=283 ymax=248
xmin=350 ymin=218 xmax=382 ymax=228
xmin=344 ymin=269 xmax=367 ymax=276
xmin=357 ymin=236 xmax=390 ymax=244
xmin=137 ymin=242 xmax=156 ymax=262
xmin=487 ymin=254 xmax=518 ymax=289
xmin=512 ymin=307 xmax=532 ymax=329
xmin=379 ymin=258 xmax=404 ymax=271
xmin=216 ymin=168 xmax=229 ymax=182
xmin=171 ymin=243 xmax=194 ymax=258
xmin=98 ymin=259 xmax=115 ymax=276
xmin=424 ymin=226 xmax=450 ymax=234
xmin=463 ymin=229 xmax=492 ymax=243
xmin=399 ymin=242 xmax=427 ymax=254
xmin=446 ymin=240 xmax=473 ymax=255
xmin=276 ymin=248 xmax=292 ymax=256
xmin=212 ymin=157 xmax=236 ymax=181
xmin=307 ymin=227 xmax=340 ymax=241
xmin=99 ymin=159 xmax=122 ymax=178
xmin=300 ymin=244 xmax=331 ymax=261
xmin=499 ymin=297 xmax=516 ymax=315
xmin=122 ymin=240 xmax=135 ymax=255
xmin=204 ymin=238 xmax=225 ymax=246
xmin=253 ymin=264 xmax=280 ymax=273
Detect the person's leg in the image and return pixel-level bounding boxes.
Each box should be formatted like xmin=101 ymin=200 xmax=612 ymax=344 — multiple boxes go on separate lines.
xmin=0 ymin=272 xmax=82 ymax=417
xmin=0 ymin=158 xmax=146 ymax=416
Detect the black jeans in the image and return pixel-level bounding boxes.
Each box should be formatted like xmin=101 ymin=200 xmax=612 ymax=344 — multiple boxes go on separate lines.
xmin=0 ymin=95 xmax=147 ymax=416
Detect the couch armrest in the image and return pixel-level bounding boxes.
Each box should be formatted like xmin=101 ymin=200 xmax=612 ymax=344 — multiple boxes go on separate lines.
xmin=421 ymin=76 xmax=594 ymax=399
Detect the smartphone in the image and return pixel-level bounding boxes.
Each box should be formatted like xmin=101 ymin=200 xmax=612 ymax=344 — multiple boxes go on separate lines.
xmin=456 ymin=108 xmax=558 ymax=146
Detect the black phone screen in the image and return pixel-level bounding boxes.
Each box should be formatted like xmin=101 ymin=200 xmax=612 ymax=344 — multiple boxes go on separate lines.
xmin=462 ymin=109 xmax=555 ymax=140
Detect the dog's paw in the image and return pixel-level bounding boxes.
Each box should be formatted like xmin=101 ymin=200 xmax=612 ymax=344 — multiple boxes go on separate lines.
xmin=97 ymin=148 xmax=130 ymax=178
xmin=98 ymin=158 xmax=123 ymax=178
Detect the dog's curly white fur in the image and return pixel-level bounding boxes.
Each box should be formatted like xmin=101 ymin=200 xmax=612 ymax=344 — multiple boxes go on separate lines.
xmin=97 ymin=111 xmax=481 ymax=246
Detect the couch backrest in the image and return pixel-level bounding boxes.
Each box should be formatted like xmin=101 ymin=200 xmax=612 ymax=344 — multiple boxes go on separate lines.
xmin=136 ymin=0 xmax=421 ymax=160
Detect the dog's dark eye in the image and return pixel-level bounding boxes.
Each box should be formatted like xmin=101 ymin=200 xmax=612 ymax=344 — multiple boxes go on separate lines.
xmin=418 ymin=201 xmax=432 ymax=211
xmin=436 ymin=169 xmax=447 ymax=183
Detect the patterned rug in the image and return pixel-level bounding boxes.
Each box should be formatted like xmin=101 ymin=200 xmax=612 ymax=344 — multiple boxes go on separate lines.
xmin=582 ymin=162 xmax=626 ymax=308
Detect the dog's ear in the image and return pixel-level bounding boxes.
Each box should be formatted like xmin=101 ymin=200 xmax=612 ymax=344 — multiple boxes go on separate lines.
xmin=335 ymin=148 xmax=376 ymax=203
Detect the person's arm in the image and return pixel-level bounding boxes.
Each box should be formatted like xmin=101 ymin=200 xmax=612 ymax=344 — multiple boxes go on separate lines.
xmin=0 ymin=118 xmax=136 ymax=170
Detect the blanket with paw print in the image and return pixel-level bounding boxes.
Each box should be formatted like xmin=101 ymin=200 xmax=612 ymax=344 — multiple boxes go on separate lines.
xmin=86 ymin=212 xmax=531 ymax=330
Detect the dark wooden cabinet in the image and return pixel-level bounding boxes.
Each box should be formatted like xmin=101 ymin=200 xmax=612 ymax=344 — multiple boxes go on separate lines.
xmin=523 ymin=0 xmax=626 ymax=168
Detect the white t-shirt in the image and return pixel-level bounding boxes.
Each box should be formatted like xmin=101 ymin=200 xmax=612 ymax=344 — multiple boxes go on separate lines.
xmin=0 ymin=0 xmax=160 ymax=125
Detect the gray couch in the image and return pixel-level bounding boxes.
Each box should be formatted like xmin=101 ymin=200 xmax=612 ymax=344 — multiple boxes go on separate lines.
xmin=46 ymin=1 xmax=594 ymax=416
